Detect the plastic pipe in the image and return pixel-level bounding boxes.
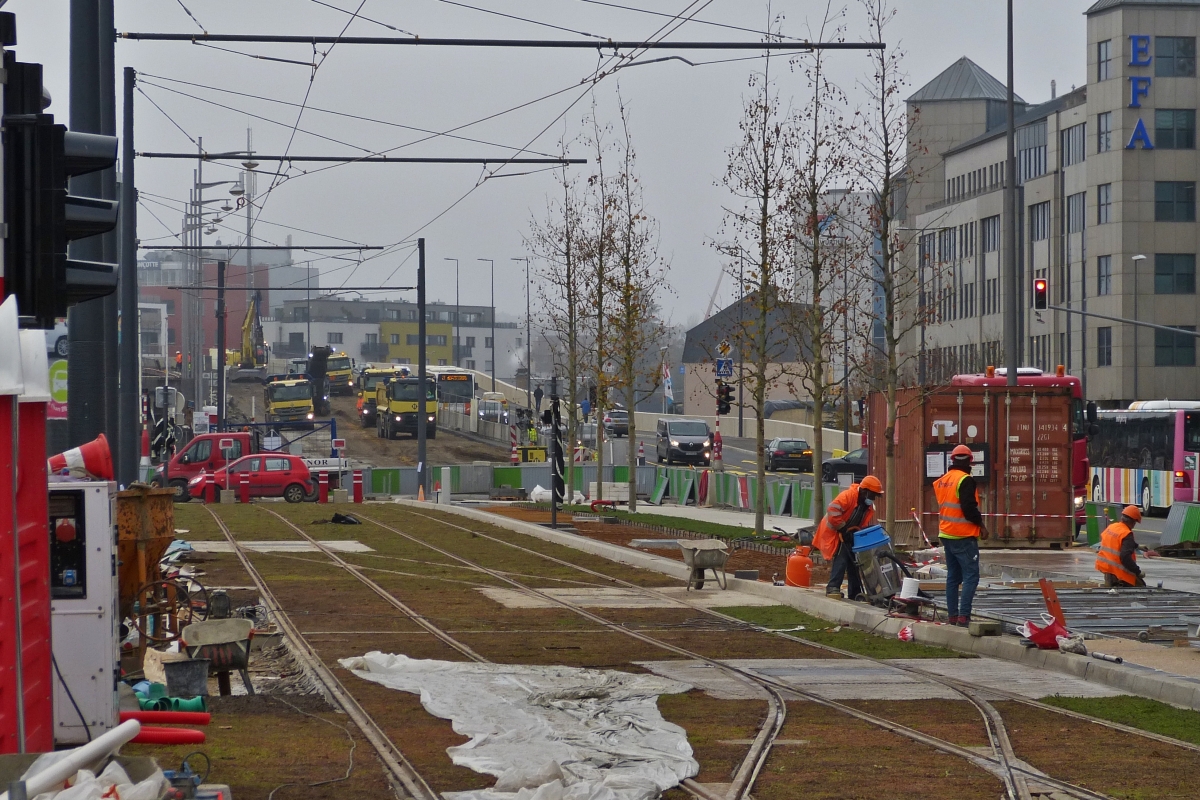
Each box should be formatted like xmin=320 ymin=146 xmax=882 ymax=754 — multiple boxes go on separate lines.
xmin=129 ymin=727 xmax=206 ymax=745
xmin=119 ymin=711 xmax=211 ymax=726
xmin=0 ymin=720 xmax=142 ymax=800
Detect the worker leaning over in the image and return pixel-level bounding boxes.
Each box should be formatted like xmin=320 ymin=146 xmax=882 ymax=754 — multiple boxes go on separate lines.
xmin=935 ymin=445 xmax=988 ymax=627
xmin=1095 ymin=505 xmax=1147 ymax=588
xmin=815 ymin=475 xmax=883 ymax=600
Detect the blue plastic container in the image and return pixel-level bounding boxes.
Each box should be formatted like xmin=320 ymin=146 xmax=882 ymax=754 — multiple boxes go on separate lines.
xmin=851 ymin=524 xmax=890 ymax=553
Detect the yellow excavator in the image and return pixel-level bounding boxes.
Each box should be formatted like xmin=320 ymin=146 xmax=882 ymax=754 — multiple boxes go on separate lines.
xmin=233 ymin=292 xmax=269 ymax=382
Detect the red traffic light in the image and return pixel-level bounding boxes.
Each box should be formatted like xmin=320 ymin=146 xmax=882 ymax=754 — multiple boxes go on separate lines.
xmin=1033 ymin=278 xmax=1048 ymax=310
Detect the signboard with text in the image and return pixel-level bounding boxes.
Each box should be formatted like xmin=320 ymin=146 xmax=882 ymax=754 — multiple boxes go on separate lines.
xmin=48 ymin=359 xmax=68 ymax=419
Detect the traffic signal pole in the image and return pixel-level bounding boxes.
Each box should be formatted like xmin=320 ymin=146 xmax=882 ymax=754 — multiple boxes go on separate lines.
xmin=118 ymin=67 xmax=139 ymax=486
xmin=100 ymin=0 xmax=119 ymax=472
xmin=67 ymin=0 xmax=107 ymax=449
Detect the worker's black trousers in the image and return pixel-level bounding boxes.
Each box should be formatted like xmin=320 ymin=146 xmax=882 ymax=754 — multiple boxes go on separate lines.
xmin=826 ymin=541 xmax=862 ymax=599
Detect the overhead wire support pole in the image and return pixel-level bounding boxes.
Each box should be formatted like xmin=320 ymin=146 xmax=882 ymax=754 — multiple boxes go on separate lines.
xmin=118 ymin=33 xmax=885 ymax=50
xmin=417 ymin=239 xmax=428 ymax=501
xmin=138 ymin=152 xmax=587 ymax=165
xmin=119 ymin=67 xmax=139 ymax=487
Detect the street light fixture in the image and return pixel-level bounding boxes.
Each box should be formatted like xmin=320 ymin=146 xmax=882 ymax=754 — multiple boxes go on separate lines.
xmin=478 ymin=258 xmax=495 ymax=391
xmin=1132 ymin=254 xmax=1146 ymax=400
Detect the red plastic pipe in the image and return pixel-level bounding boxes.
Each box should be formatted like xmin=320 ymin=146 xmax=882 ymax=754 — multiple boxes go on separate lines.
xmin=130 ymin=727 xmax=207 ymax=745
xmin=119 ymin=711 xmax=211 ymax=726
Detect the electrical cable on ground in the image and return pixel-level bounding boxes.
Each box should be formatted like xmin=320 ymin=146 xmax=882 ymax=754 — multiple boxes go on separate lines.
xmin=53 ymin=654 xmax=92 ymax=743
xmin=265 ymin=695 xmax=357 ymax=800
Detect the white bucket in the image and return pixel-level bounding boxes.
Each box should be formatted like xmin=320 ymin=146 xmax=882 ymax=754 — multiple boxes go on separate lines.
xmin=899 ymin=576 xmax=921 ymax=600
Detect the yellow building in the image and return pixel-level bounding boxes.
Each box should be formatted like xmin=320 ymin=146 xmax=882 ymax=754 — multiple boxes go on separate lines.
xmin=379 ymin=320 xmax=454 ymax=366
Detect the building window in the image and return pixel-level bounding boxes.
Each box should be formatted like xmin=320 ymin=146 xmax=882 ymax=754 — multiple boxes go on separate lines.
xmin=1098 ymin=183 xmax=1112 ymax=223
xmin=1016 ymin=120 xmax=1047 ymax=183
xmin=165 ymin=300 xmax=176 ymax=314
xmin=465 ymin=336 xmax=476 ymax=347
xmin=466 ymin=360 xmax=476 ymax=369
xmin=1155 ymin=326 xmax=1197 ymax=366
xmin=390 ymin=333 xmax=400 ymax=345
xmin=327 ymin=332 xmax=343 ymax=344
xmin=405 ymin=334 xmax=448 ymax=346
xmin=1097 ymin=112 xmax=1112 ymax=152
xmin=1097 ymin=327 xmax=1112 ymax=367
xmin=485 ymin=337 xmax=493 ymax=348
xmin=1154 ymin=253 xmax=1196 ymax=294
xmin=293 ymin=307 xmax=309 ymax=322
xmin=365 ymin=308 xmax=380 ymax=322
xmin=1155 ymin=110 xmax=1196 ymax=149
xmin=485 ymin=361 xmax=493 ymax=371
xmin=1097 ymin=255 xmax=1112 ymax=295
xmin=1061 ymin=123 xmax=1086 ymax=166
xmin=167 ymin=328 xmax=176 ymax=344
xmin=1097 ymin=39 xmax=1112 ymax=80
xmin=1067 ymin=192 xmax=1086 ymax=233
xmin=981 ymin=216 xmax=1000 ymax=252
xmin=1156 ymin=36 xmax=1197 ymax=78
xmin=1029 ymin=201 xmax=1050 ymax=241
xmin=437 ymin=359 xmax=447 ymax=366
xmin=365 ymin=333 xmax=378 ymax=345
xmin=1155 ymin=182 xmax=1196 ymax=221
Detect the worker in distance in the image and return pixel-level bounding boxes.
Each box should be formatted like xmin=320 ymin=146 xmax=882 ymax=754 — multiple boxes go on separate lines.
xmin=1095 ymin=505 xmax=1148 ymax=588
xmin=815 ymin=474 xmax=883 ymax=600
xmin=934 ymin=445 xmax=988 ymax=627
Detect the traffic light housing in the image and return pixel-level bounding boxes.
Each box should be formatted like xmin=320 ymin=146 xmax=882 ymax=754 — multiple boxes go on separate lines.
xmin=3 ymin=53 xmax=118 ymax=329
xmin=716 ymin=380 xmax=733 ymax=415
xmin=1033 ymin=278 xmax=1048 ymax=310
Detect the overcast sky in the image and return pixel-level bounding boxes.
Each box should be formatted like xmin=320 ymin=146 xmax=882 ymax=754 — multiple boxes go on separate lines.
xmin=15 ymin=1 xmax=1090 ymax=327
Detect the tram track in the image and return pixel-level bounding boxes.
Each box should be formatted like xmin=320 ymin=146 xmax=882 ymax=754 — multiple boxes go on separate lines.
xmin=205 ymin=500 xmax=1166 ymax=800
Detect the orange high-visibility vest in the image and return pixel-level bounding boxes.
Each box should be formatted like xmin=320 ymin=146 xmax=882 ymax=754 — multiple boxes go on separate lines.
xmin=934 ymin=469 xmax=979 ymax=539
xmin=1095 ymin=521 xmax=1138 ymax=585
xmin=813 ymin=484 xmax=876 ymax=561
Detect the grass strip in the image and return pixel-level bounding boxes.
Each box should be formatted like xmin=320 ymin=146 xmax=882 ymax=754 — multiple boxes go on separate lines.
xmin=715 ymin=605 xmax=973 ymax=660
xmin=1038 ymin=695 xmax=1200 ymax=746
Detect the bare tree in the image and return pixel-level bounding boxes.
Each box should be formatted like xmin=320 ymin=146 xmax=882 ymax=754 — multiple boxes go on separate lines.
xmin=715 ymin=56 xmax=801 ymax=535
xmin=606 ymin=95 xmax=669 ymax=511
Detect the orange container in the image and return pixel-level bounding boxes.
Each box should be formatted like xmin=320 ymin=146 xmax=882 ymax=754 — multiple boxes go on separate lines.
xmin=785 ymin=546 xmax=813 ymax=587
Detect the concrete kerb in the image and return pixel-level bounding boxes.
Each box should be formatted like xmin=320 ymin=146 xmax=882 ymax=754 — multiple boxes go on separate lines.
xmin=393 ymin=500 xmax=1200 ymax=712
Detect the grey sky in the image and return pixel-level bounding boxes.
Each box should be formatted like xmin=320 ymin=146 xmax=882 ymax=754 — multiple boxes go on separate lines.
xmin=16 ymin=1 xmax=1089 ymax=327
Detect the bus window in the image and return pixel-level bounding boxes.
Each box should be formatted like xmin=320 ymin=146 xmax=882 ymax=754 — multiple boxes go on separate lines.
xmin=1187 ymin=412 xmax=1200 ymax=452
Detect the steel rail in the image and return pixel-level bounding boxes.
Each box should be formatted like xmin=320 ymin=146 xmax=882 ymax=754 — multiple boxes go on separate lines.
xmin=386 ymin=507 xmax=1134 ymax=800
xmin=201 ymin=506 xmax=439 ymax=800
xmin=255 ymin=507 xmax=784 ymax=800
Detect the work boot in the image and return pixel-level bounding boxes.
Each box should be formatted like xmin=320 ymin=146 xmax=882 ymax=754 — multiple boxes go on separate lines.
xmin=947 ymin=615 xmax=962 ymax=626
xmin=956 ymin=616 xmax=971 ymax=628
xmin=826 ymin=590 xmax=844 ymax=600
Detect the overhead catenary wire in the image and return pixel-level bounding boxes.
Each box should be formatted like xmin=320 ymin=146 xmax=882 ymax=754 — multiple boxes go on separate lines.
xmin=139 ymin=151 xmax=586 ymax=165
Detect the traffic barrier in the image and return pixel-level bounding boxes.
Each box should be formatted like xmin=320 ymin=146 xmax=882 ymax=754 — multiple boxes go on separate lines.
xmin=47 ymin=433 xmax=113 ymax=480
xmin=353 ymin=470 xmax=364 ymax=503
xmin=239 ymin=471 xmax=250 ymax=504
xmin=510 ymin=425 xmax=519 ymax=464
xmin=318 ymin=471 xmax=329 ymax=504
xmin=203 ymin=471 xmax=215 ymax=505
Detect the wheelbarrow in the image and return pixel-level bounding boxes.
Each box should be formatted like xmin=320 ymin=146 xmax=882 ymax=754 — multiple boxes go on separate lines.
xmin=679 ymin=539 xmax=730 ymax=591
xmin=181 ymin=618 xmax=255 ymax=696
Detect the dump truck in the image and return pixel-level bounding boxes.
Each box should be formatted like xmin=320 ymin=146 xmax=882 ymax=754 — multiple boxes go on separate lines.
xmin=264 ymin=375 xmax=316 ymax=429
xmin=376 ymin=375 xmax=438 ymax=440
xmin=326 ymin=351 xmax=355 ymax=396
xmin=866 ymin=379 xmax=1079 ymax=549
xmin=356 ymin=365 xmax=406 ymax=427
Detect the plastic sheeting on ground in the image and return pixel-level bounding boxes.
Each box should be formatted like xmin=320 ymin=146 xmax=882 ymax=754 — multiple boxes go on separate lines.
xmin=338 ymin=653 xmax=698 ymax=800
xmin=20 ymin=757 xmax=165 ymax=800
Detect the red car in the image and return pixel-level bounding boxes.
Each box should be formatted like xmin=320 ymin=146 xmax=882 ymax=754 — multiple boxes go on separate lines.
xmin=187 ymin=453 xmax=314 ymax=503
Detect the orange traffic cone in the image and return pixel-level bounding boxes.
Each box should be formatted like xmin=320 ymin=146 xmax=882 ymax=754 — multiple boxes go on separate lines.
xmin=48 ymin=433 xmax=113 ymax=480
xmin=417 ymin=484 xmax=426 ymax=501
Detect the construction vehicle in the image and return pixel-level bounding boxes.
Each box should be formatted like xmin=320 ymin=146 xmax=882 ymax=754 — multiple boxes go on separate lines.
xmin=306 ymin=346 xmax=333 ymax=416
xmin=233 ymin=292 xmax=269 ymax=382
xmin=376 ymin=375 xmax=437 ymax=440
xmin=326 ymin=351 xmax=356 ymax=396
xmin=263 ymin=375 xmax=316 ymax=429
xmin=356 ymin=365 xmax=406 ymax=427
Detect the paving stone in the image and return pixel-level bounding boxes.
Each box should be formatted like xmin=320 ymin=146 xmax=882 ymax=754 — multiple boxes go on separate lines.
xmin=477 ymin=586 xmax=779 ymax=609
xmin=190 ymin=540 xmax=374 ymax=553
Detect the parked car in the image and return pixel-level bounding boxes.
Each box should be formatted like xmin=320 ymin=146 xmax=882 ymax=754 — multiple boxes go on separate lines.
xmin=766 ymin=438 xmax=813 ymax=472
xmin=821 ymin=447 xmax=869 ymax=483
xmin=655 ymin=418 xmax=711 ymax=466
xmin=478 ymin=399 xmax=509 ymax=425
xmin=45 ymin=319 xmax=68 ymax=358
xmin=602 ymin=409 xmax=629 ymax=438
xmin=186 ymin=453 xmax=313 ymax=503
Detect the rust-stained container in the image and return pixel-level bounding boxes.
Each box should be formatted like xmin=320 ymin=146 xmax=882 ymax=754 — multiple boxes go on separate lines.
xmin=117 ymin=485 xmax=178 ymax=618
xmin=868 ymin=385 xmax=1075 ymax=549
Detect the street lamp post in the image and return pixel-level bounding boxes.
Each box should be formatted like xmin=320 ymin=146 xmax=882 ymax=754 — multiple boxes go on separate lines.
xmin=1131 ymin=254 xmax=1146 ymax=401
xmin=478 ymin=259 xmax=495 ymax=391
xmin=512 ymin=257 xmax=531 ymax=409
xmin=444 ymin=258 xmax=459 ymax=365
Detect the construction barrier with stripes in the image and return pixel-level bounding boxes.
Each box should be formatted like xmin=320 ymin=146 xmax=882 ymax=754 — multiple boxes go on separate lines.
xmin=646 ymin=465 xmax=839 ymax=520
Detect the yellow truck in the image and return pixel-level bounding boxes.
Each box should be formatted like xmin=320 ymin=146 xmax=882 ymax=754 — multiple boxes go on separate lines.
xmin=355 ymin=365 xmax=406 ymax=427
xmin=376 ymin=376 xmax=437 ymax=440
xmin=264 ymin=375 xmax=316 ymax=429
xmin=326 ymin=351 xmax=355 ymax=396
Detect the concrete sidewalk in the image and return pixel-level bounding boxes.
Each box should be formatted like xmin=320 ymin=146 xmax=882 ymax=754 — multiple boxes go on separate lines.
xmin=981 ymin=548 xmax=1200 ymax=595
xmin=628 ymin=503 xmax=814 ymax=532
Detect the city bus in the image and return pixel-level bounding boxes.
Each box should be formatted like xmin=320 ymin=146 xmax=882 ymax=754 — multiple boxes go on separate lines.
xmin=1088 ymin=408 xmax=1200 ymax=513
xmin=426 ymin=366 xmax=476 ymax=413
xmin=951 ymin=366 xmax=1089 ymax=524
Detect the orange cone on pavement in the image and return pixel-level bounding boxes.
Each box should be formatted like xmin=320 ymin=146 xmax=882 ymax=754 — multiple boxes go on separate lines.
xmin=418 ymin=484 xmax=426 ymax=501
xmin=48 ymin=433 xmax=113 ymax=480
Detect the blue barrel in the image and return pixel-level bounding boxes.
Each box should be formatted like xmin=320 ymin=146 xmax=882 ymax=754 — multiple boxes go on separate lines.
xmin=852 ymin=524 xmax=890 ymax=553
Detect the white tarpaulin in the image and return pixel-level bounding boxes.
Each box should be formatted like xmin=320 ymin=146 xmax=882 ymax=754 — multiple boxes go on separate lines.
xmin=338 ymin=653 xmax=698 ymax=800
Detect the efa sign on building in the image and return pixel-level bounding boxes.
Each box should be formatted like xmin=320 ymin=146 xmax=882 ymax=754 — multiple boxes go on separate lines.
xmin=1125 ymin=34 xmax=1195 ymax=149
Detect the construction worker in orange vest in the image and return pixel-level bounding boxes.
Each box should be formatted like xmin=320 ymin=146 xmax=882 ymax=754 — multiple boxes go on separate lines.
xmin=934 ymin=444 xmax=988 ymax=627
xmin=1095 ymin=505 xmax=1147 ymax=588
xmin=814 ymin=475 xmax=883 ymax=600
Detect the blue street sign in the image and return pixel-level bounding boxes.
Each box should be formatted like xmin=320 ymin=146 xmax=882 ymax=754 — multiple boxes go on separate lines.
xmin=715 ymin=358 xmax=734 ymax=378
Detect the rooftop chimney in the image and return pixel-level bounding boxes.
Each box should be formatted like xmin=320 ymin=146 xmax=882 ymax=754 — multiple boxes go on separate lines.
xmin=1051 ymin=79 xmax=1057 ymax=99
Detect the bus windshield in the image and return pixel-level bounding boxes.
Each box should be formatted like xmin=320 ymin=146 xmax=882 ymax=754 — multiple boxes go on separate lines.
xmin=328 ymin=357 xmax=352 ymax=372
xmin=390 ymin=382 xmax=436 ymax=402
xmin=1187 ymin=412 xmax=1200 ymax=452
xmin=269 ymin=383 xmax=312 ymax=402
xmin=1089 ymin=412 xmax=1175 ymax=470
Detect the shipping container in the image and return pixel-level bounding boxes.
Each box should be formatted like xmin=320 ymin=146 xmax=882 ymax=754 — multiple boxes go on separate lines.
xmin=867 ymin=385 xmax=1076 ymax=549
